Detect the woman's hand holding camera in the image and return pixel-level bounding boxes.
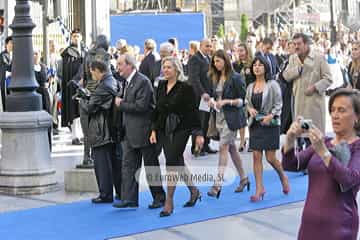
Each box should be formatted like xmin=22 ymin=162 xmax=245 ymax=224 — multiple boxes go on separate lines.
xmin=284 ymin=117 xmax=304 ymax=153
xmin=308 ymin=127 xmax=328 ymax=158
xmin=286 ymin=118 xmax=303 ymax=141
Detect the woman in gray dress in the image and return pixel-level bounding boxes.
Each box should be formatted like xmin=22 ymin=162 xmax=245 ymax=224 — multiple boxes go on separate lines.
xmin=246 ymin=56 xmax=290 ymax=202
xmin=207 ymin=49 xmax=250 ymax=198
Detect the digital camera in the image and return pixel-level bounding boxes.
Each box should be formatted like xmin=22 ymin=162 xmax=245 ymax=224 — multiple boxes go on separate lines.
xmin=300 ymin=119 xmax=312 ymax=130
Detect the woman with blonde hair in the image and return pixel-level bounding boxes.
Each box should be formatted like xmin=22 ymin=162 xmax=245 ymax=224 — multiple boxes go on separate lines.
xmin=233 ymin=43 xmax=254 ymax=152
xmin=207 ymin=49 xmax=250 ymax=198
xmin=150 ymin=56 xmax=204 ymax=217
xmin=349 ymin=41 xmax=360 ymax=90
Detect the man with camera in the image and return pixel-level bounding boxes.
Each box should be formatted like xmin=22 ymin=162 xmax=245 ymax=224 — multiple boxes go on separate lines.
xmin=283 ymin=33 xmax=332 ymax=150
xmin=76 ymin=35 xmax=113 ymax=167
xmin=79 ymin=60 xmax=122 ymax=203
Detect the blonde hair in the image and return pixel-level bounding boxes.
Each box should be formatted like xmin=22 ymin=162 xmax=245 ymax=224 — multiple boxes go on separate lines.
xmin=351 ymin=41 xmax=360 ymax=74
xmin=162 ymin=56 xmax=186 ymax=82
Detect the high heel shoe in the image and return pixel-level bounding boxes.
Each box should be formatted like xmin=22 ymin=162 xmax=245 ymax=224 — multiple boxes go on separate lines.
xmin=159 ymin=209 xmax=173 ymax=217
xmin=250 ymin=190 xmax=266 ymax=202
xmin=183 ymin=189 xmax=202 ymax=207
xmin=160 ymin=201 xmax=174 ymax=217
xmin=238 ymin=140 xmax=247 ymax=152
xmin=207 ymin=186 xmax=222 ymax=199
xmin=282 ymin=177 xmax=290 ymax=195
xmin=234 ymin=177 xmax=250 ymax=193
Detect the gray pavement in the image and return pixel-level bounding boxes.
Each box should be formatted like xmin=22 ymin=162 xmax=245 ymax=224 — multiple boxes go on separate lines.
xmin=0 ymin=120 xmax=359 ymax=240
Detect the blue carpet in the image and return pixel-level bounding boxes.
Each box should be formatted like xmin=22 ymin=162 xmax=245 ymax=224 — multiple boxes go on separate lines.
xmin=0 ymin=171 xmax=307 ymax=240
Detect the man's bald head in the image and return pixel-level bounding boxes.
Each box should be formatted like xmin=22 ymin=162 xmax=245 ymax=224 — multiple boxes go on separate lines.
xmin=200 ymin=38 xmax=212 ymax=56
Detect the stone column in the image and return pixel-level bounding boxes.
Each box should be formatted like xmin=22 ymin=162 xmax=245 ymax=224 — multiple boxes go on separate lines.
xmin=0 ymin=111 xmax=56 ymax=195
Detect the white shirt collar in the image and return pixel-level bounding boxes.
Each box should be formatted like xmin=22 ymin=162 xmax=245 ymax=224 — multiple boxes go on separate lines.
xmin=199 ymin=50 xmax=207 ymax=59
xmin=126 ymin=69 xmax=136 ymax=84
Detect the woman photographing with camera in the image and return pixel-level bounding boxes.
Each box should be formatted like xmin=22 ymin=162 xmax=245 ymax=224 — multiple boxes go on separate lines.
xmin=282 ymin=88 xmax=360 ymax=240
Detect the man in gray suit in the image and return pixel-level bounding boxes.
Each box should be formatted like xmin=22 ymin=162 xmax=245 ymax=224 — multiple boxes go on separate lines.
xmin=113 ymin=54 xmax=165 ymax=209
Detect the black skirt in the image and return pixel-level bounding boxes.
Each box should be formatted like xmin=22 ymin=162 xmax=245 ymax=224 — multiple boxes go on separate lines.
xmin=249 ymin=121 xmax=280 ymax=151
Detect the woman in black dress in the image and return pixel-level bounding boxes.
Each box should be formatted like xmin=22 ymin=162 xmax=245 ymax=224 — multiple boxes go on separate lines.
xmin=150 ymin=56 xmax=204 ymax=217
xmin=246 ymin=56 xmax=290 ymax=202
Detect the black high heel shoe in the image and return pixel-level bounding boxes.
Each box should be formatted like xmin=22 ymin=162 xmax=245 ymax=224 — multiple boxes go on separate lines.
xmin=207 ymin=186 xmax=222 ymax=199
xmin=159 ymin=209 xmax=173 ymax=217
xmin=234 ymin=177 xmax=250 ymax=193
xmin=238 ymin=140 xmax=247 ymax=152
xmin=183 ymin=189 xmax=202 ymax=207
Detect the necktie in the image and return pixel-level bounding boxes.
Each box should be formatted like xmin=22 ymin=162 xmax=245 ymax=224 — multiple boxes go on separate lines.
xmin=265 ymin=54 xmax=273 ymax=77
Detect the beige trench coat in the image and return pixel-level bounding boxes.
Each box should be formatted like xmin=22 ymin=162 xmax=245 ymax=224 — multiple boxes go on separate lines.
xmin=282 ymin=49 xmax=333 ymax=133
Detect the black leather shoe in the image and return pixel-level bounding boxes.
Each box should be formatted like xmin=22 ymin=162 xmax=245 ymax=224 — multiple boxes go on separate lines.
xmin=115 ymin=194 xmax=121 ymax=201
xmin=112 ymin=201 xmax=138 ymax=209
xmin=91 ymin=197 xmax=113 ymax=204
xmin=148 ymin=200 xmax=164 ymax=209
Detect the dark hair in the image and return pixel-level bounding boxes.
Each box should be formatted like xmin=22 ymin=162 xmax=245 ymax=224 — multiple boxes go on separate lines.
xmin=328 ymin=88 xmax=360 ymax=132
xmin=262 ymin=37 xmax=273 ymax=46
xmin=90 ymin=60 xmax=108 ymax=73
xmin=5 ymin=36 xmax=12 ymax=45
xmin=250 ymin=56 xmax=272 ymax=82
xmin=168 ymin=38 xmax=176 ymax=46
xmin=293 ymin=33 xmax=311 ymax=45
xmin=208 ymin=49 xmax=233 ymax=85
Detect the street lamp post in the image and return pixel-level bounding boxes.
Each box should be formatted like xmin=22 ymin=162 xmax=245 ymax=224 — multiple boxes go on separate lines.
xmin=0 ymin=0 xmax=56 ymax=195
xmin=6 ymin=0 xmax=42 ymax=112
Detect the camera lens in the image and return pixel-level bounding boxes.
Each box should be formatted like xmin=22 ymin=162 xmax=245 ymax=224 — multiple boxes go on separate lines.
xmin=301 ymin=122 xmax=309 ymax=130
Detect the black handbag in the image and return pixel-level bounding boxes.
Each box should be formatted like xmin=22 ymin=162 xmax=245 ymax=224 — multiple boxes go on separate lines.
xmin=165 ymin=113 xmax=180 ymax=141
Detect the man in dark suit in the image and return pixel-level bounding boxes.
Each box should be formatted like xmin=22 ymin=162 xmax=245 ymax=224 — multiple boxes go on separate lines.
xmin=139 ymin=38 xmax=158 ymax=81
xmin=0 ymin=36 xmax=13 ymax=111
xmin=255 ymin=37 xmax=279 ymax=80
xmin=188 ymin=38 xmax=217 ymax=155
xmin=113 ymin=54 xmax=165 ymax=209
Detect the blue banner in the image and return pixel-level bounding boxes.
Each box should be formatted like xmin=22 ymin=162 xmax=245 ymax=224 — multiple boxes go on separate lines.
xmin=110 ymin=12 xmax=206 ymax=51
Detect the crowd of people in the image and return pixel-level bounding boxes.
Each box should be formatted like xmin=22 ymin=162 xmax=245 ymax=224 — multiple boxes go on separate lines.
xmin=1 ymin=28 xmax=360 ymax=239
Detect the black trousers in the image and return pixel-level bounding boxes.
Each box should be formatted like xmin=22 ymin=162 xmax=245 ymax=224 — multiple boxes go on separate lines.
xmin=192 ymin=110 xmax=210 ymax=152
xmin=93 ymin=143 xmax=122 ymax=200
xmin=121 ymin=140 xmax=165 ymax=204
xmin=158 ymin=130 xmax=191 ymax=166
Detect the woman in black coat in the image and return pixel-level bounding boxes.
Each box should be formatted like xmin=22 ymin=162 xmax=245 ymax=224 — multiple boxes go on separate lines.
xmin=150 ymin=56 xmax=204 ymax=217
